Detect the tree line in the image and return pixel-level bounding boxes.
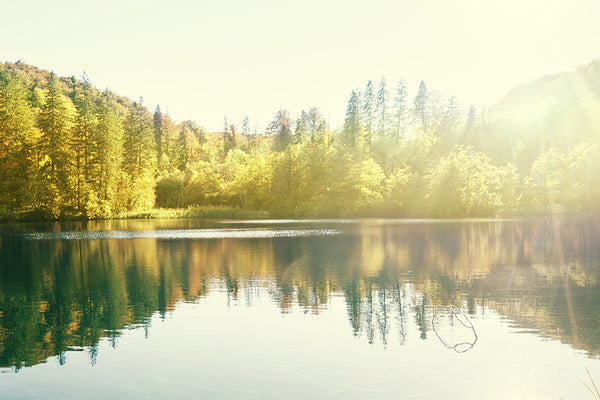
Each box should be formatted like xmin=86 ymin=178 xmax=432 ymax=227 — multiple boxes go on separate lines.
xmin=1 ymin=61 xmax=598 ymax=219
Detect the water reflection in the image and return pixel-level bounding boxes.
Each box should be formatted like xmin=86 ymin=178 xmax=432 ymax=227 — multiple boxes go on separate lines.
xmin=432 ymin=305 xmax=478 ymax=353
xmin=1 ymin=217 xmax=600 ymax=370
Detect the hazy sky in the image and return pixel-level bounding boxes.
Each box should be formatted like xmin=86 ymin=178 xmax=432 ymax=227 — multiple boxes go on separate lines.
xmin=2 ymin=0 xmax=599 ymax=132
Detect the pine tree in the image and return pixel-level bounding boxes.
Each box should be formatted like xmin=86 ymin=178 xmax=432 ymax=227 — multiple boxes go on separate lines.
xmin=295 ymin=107 xmax=327 ymax=143
xmin=73 ymin=73 xmax=98 ymax=211
xmin=267 ymin=108 xmax=292 ymax=151
xmin=175 ymin=124 xmax=189 ymax=170
xmin=123 ymin=99 xmax=157 ymax=210
xmin=429 ymin=89 xmax=444 ymax=123
xmin=153 ymin=105 xmax=164 ymax=159
xmin=465 ymin=105 xmax=476 ymax=132
xmin=447 ymin=96 xmax=459 ymax=125
xmin=363 ymin=80 xmax=375 ymax=140
xmin=392 ymin=79 xmax=408 ymax=138
xmin=224 ymin=123 xmax=236 ymax=154
xmin=306 ymin=107 xmax=327 ymax=139
xmin=38 ymin=72 xmax=77 ymax=215
xmin=413 ymin=80 xmax=429 ymax=131
xmin=95 ymin=91 xmax=124 ymax=215
xmin=295 ymin=110 xmax=308 ymax=141
xmin=160 ymin=113 xmax=179 ymax=170
xmin=343 ymin=89 xmax=362 ymax=149
xmin=376 ymin=77 xmax=388 ymax=139
xmin=242 ymin=116 xmax=250 ymax=135
xmin=0 ymin=67 xmax=37 ymax=211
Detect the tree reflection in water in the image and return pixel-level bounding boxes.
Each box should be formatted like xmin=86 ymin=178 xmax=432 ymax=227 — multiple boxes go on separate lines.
xmin=1 ymin=217 xmax=600 ymax=370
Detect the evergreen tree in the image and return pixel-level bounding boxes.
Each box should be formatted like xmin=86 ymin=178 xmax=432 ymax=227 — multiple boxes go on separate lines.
xmin=267 ymin=108 xmax=292 ymax=151
xmin=38 ymin=72 xmax=77 ymax=215
xmin=94 ymin=91 xmax=124 ymax=216
xmin=242 ymin=116 xmax=250 ymax=135
xmin=295 ymin=107 xmax=327 ymax=143
xmin=73 ymin=73 xmax=98 ymax=211
xmin=465 ymin=105 xmax=477 ymax=133
xmin=343 ymin=89 xmax=363 ymax=149
xmin=392 ymin=79 xmax=408 ymax=138
xmin=363 ymin=80 xmax=375 ymax=140
xmin=175 ymin=124 xmax=189 ymax=170
xmin=306 ymin=107 xmax=327 ymax=140
xmin=295 ymin=110 xmax=308 ymax=141
xmin=153 ymin=105 xmax=163 ymax=159
xmin=0 ymin=67 xmax=37 ymax=211
xmin=376 ymin=77 xmax=388 ymax=139
xmin=224 ymin=124 xmax=236 ymax=154
xmin=429 ymin=89 xmax=444 ymax=123
xmin=160 ymin=113 xmax=179 ymax=171
xmin=123 ymin=99 xmax=157 ymax=210
xmin=447 ymin=96 xmax=459 ymax=125
xmin=413 ymin=80 xmax=429 ymax=131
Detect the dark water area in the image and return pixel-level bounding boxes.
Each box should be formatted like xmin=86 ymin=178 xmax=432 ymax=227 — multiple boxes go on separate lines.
xmin=1 ymin=218 xmax=600 ymax=399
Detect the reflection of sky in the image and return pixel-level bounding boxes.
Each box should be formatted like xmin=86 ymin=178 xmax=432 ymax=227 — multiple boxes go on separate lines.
xmin=1 ymin=291 xmax=598 ymax=400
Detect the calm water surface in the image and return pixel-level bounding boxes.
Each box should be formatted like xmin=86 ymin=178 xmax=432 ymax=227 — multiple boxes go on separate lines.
xmin=1 ymin=218 xmax=600 ymax=399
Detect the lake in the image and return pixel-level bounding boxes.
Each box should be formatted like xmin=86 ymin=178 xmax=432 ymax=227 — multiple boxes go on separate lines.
xmin=1 ymin=218 xmax=600 ymax=399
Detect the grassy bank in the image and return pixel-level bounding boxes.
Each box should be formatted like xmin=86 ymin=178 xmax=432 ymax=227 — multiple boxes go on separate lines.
xmin=116 ymin=206 xmax=270 ymax=220
xmin=0 ymin=206 xmax=269 ymax=222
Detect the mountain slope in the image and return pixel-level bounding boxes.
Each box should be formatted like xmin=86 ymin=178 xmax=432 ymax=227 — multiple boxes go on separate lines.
xmin=485 ymin=59 xmax=600 ymax=167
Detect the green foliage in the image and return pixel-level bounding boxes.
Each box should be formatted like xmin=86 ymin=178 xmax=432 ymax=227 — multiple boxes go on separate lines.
xmin=1 ymin=61 xmax=599 ymax=220
xmin=0 ymin=67 xmax=37 ymax=210
xmin=414 ymin=80 xmax=429 ymax=130
xmin=72 ymin=74 xmax=98 ymax=212
xmin=183 ymin=160 xmax=224 ymax=206
xmin=118 ymin=206 xmax=268 ymax=219
xmin=222 ymin=148 xmax=272 ymax=209
xmin=123 ymin=100 xmax=157 ymax=211
xmin=425 ymin=146 xmax=504 ymax=217
xmin=528 ymin=147 xmax=569 ymax=213
xmin=94 ymin=92 xmax=125 ymax=217
xmin=384 ymin=167 xmax=413 ymax=212
xmin=267 ymin=108 xmax=292 ymax=151
xmin=37 ymin=73 xmax=77 ymax=217
xmin=155 ymin=172 xmax=186 ymax=208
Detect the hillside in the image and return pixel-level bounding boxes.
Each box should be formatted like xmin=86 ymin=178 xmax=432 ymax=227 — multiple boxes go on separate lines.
xmin=485 ymin=59 xmax=600 ymax=168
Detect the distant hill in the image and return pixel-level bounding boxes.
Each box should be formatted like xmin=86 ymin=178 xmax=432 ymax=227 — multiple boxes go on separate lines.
xmin=484 ymin=58 xmax=600 ymax=168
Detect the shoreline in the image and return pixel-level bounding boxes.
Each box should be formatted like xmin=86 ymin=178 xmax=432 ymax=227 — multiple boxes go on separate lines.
xmin=0 ymin=206 xmax=596 ymax=224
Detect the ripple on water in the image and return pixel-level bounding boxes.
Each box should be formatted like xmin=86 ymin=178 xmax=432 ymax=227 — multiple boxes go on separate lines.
xmin=23 ymin=228 xmax=340 ymax=240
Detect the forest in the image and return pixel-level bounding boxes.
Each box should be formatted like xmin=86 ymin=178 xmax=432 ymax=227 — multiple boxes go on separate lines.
xmin=1 ymin=60 xmax=599 ymax=220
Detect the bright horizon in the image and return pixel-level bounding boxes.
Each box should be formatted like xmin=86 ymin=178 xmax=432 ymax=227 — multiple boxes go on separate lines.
xmin=2 ymin=0 xmax=599 ymax=132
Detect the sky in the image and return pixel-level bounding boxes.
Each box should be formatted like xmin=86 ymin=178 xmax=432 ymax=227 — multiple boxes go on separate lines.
xmin=2 ymin=0 xmax=599 ymax=132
